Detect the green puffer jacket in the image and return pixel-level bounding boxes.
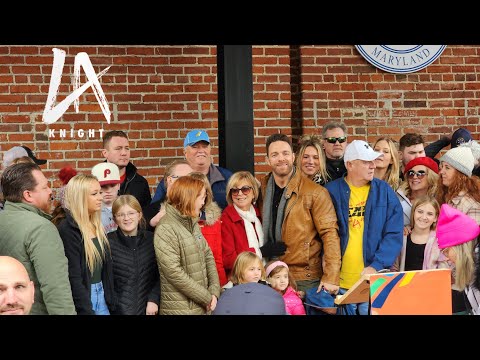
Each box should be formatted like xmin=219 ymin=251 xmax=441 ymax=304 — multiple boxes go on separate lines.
xmin=0 ymin=201 xmax=76 ymax=315
xmin=154 ymin=203 xmax=220 ymax=315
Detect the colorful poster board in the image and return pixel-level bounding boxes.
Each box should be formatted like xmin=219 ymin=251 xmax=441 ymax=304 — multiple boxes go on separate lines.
xmin=369 ymin=269 xmax=452 ymax=315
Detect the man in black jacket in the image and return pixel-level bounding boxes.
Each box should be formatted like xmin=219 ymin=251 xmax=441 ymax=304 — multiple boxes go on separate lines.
xmin=102 ymin=130 xmax=151 ymax=209
xmin=321 ymin=121 xmax=348 ymax=182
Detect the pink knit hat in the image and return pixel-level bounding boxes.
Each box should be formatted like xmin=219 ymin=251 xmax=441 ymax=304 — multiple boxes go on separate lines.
xmin=436 ymin=204 xmax=480 ymax=249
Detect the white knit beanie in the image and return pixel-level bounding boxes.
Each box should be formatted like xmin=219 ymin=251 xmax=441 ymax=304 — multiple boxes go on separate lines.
xmin=439 ymin=145 xmax=475 ymax=177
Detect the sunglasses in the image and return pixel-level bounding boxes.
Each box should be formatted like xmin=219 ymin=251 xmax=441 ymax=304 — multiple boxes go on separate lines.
xmin=230 ymin=186 xmax=252 ymax=196
xmin=324 ymin=136 xmax=347 ymax=144
xmin=407 ymin=170 xmax=427 ymax=179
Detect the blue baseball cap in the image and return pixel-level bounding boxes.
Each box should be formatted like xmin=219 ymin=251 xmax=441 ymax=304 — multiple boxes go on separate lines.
xmin=183 ymin=130 xmax=210 ymax=148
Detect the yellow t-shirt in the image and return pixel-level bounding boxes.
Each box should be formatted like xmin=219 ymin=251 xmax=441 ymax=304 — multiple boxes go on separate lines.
xmin=339 ymin=181 xmax=370 ymax=289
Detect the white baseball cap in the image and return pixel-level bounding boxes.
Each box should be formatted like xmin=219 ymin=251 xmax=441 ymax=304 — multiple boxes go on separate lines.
xmin=91 ymin=163 xmax=121 ymax=186
xmin=344 ymin=140 xmax=383 ymax=164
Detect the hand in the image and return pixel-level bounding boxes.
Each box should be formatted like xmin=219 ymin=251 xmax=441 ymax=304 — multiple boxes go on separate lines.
xmin=403 ymin=225 xmax=412 ymax=236
xmin=361 ymin=266 xmax=377 ymax=276
xmin=146 ymin=301 xmax=158 ymax=315
xmin=318 ymin=282 xmax=339 ymax=295
xmin=150 ymin=207 xmax=166 ymax=228
xmin=259 ymin=241 xmax=287 ymax=258
xmin=206 ymin=295 xmax=217 ymax=312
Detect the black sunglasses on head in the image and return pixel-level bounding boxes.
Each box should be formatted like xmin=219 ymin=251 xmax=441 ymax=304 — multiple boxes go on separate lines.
xmin=324 ymin=136 xmax=347 ymax=144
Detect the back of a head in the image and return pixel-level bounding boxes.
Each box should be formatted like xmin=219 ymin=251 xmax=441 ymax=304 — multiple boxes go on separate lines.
xmin=213 ymin=282 xmax=287 ymax=315
xmin=1 ymin=162 xmax=40 ymax=203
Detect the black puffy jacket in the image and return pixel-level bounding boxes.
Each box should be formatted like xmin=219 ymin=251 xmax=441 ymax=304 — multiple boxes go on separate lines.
xmin=108 ymin=227 xmax=160 ymax=315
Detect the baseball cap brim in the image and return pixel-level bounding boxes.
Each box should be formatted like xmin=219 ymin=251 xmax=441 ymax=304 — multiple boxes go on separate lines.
xmin=98 ymin=179 xmax=121 ymax=186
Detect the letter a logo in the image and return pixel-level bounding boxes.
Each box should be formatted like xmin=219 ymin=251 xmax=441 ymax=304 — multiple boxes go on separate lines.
xmin=42 ymin=48 xmax=111 ymax=125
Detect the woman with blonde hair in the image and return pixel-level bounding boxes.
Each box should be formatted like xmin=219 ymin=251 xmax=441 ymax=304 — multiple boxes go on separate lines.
xmin=189 ymin=172 xmax=228 ymax=286
xmin=373 ymin=137 xmax=401 ymax=191
xmin=154 ymin=176 xmax=220 ymax=315
xmin=221 ymin=171 xmax=264 ymax=278
xmin=296 ymin=134 xmax=329 ymax=185
xmin=396 ymin=157 xmax=439 ymax=226
xmin=109 ymin=195 xmax=159 ymax=315
xmin=58 ymin=174 xmax=115 ymax=315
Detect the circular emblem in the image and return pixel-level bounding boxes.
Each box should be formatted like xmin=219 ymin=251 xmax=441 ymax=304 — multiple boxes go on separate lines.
xmin=355 ymin=45 xmax=447 ymax=74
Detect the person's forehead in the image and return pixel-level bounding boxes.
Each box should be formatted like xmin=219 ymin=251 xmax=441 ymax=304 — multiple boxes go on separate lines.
xmin=108 ymin=136 xmax=129 ymax=147
xmin=404 ymin=144 xmax=424 ymax=152
xmin=173 ymin=164 xmax=193 ymax=175
xmin=269 ymin=141 xmax=291 ymax=152
xmin=324 ymin=128 xmax=345 ymax=136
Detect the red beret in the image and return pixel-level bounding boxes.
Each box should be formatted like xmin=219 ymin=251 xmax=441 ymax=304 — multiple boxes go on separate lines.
xmin=404 ymin=157 xmax=439 ymax=175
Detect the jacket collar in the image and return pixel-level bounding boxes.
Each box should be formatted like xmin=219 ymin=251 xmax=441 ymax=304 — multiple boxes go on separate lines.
xmin=164 ymin=202 xmax=198 ymax=232
xmin=4 ymin=200 xmax=52 ymax=220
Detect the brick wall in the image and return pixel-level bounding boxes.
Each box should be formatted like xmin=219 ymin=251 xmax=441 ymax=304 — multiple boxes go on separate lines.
xmin=0 ymin=45 xmax=479 ymax=197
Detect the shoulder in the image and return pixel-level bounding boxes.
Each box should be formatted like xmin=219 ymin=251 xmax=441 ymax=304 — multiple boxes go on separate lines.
xmin=216 ymin=166 xmax=233 ymax=178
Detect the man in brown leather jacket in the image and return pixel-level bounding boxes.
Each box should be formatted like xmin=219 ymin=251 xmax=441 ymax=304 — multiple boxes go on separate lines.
xmin=258 ymin=133 xmax=341 ymax=295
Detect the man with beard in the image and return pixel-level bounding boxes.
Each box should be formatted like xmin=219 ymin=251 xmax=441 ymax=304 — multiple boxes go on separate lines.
xmin=0 ymin=163 xmax=76 ymax=314
xmin=257 ymin=133 xmax=341 ymax=295
xmin=0 ymin=256 xmax=35 ymax=315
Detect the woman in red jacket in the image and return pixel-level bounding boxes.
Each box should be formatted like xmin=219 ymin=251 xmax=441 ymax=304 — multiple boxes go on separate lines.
xmin=221 ymin=171 xmax=263 ymax=278
xmin=190 ymin=172 xmax=228 ymax=286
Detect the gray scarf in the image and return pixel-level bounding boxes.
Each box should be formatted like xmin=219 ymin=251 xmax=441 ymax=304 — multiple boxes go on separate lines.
xmin=262 ymin=167 xmax=296 ymax=244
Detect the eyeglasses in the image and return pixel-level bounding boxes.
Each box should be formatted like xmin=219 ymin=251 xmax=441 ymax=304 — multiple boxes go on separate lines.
xmin=407 ymin=170 xmax=427 ymax=179
xmin=324 ymin=137 xmax=347 ymax=144
xmin=115 ymin=211 xmax=138 ymax=219
xmin=230 ymin=186 xmax=253 ymax=196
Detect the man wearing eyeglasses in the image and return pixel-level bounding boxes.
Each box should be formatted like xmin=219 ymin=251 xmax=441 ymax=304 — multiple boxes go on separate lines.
xmin=321 ymin=122 xmax=348 ymax=182
xmin=325 ymin=140 xmax=403 ymax=315
xmin=258 ymin=133 xmax=341 ymax=296
xmin=143 ymin=160 xmax=193 ymax=232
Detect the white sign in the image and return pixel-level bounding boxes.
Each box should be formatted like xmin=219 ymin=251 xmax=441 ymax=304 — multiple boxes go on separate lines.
xmin=355 ymin=45 xmax=447 ymax=74
xmin=42 ymin=48 xmax=111 ymax=125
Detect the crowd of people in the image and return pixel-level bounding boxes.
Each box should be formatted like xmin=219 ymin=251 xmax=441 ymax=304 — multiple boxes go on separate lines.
xmin=1 ymin=123 xmax=480 ymax=315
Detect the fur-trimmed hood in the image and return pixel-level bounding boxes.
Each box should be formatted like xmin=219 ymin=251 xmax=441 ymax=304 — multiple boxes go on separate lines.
xmin=204 ymin=201 xmax=222 ymax=226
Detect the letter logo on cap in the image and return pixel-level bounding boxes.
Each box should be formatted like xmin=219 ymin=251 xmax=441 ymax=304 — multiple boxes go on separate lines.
xmin=104 ymin=169 xmax=111 ymax=178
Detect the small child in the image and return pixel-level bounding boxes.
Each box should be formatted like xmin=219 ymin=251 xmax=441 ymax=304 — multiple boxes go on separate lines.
xmin=92 ymin=162 xmax=122 ymax=234
xmin=265 ymin=260 xmax=306 ymax=315
xmin=222 ymin=251 xmax=266 ymax=291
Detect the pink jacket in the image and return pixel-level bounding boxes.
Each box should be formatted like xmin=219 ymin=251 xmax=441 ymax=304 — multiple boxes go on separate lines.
xmin=283 ymin=286 xmax=306 ymax=315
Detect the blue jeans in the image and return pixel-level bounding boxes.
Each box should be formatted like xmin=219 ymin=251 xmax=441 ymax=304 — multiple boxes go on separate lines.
xmin=91 ymin=282 xmax=110 ymax=315
xmin=337 ymin=287 xmax=369 ymax=315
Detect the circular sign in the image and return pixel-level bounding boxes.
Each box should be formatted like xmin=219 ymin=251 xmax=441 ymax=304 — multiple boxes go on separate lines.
xmin=355 ymin=45 xmax=447 ymax=74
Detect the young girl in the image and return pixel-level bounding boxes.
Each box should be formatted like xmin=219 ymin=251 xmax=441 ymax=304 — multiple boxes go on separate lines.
xmin=109 ymin=195 xmax=159 ymax=315
xmin=392 ymin=196 xmax=440 ymax=272
xmin=154 ymin=176 xmax=220 ymax=315
xmin=223 ymin=251 xmax=266 ymax=290
xmin=265 ymin=260 xmax=306 ymax=315
xmin=58 ymin=174 xmax=115 ymax=315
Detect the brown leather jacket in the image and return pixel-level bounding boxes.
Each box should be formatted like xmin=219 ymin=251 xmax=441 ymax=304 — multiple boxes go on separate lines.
xmin=259 ymin=170 xmax=341 ymax=284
